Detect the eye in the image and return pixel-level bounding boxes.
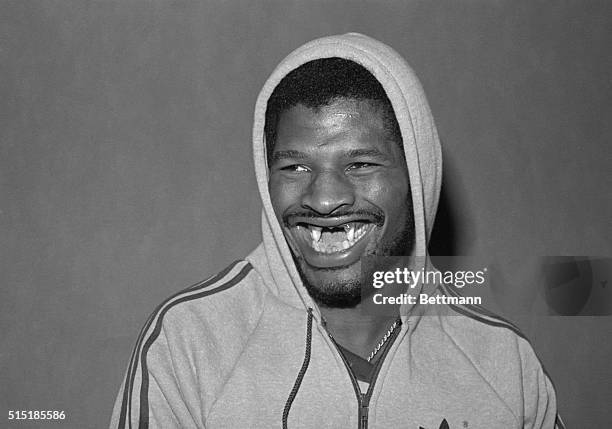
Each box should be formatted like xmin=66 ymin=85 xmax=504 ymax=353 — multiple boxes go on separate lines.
xmin=281 ymin=164 xmax=310 ymax=173
xmin=346 ymin=162 xmax=378 ymax=171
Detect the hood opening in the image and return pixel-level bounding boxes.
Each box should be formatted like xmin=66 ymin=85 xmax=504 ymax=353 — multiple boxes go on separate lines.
xmin=252 ymin=33 xmax=443 ymax=319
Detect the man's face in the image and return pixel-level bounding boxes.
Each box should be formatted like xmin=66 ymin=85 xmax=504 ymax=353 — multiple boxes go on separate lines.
xmin=268 ymin=98 xmax=413 ymax=307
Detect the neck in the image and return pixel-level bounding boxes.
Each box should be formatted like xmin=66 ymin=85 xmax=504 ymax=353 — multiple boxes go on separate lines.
xmin=319 ymin=303 xmax=400 ymax=360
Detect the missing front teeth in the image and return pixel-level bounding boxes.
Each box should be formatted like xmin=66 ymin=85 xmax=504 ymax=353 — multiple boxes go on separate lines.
xmin=304 ymin=223 xmax=370 ymax=253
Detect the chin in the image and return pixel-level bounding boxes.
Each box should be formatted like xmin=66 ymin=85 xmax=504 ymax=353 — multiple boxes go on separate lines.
xmin=294 ymin=256 xmax=364 ymax=308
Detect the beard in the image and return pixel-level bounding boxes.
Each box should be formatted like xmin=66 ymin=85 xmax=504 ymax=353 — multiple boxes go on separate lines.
xmin=296 ymin=264 xmax=363 ymax=308
xmin=292 ymin=199 xmax=415 ymax=309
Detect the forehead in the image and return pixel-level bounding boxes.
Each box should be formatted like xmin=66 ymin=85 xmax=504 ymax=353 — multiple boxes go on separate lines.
xmin=275 ymin=99 xmax=389 ymax=148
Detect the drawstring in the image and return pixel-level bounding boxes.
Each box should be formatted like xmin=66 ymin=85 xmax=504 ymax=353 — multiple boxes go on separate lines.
xmin=282 ymin=307 xmax=313 ymax=429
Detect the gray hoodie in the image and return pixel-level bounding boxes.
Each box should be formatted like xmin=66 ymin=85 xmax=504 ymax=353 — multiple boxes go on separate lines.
xmin=110 ymin=33 xmax=562 ymax=429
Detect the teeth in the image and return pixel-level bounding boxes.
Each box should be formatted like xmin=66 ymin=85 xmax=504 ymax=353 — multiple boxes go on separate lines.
xmin=355 ymin=225 xmax=366 ymax=241
xmin=311 ymin=226 xmax=322 ymax=242
xmin=304 ymin=223 xmax=372 ymax=253
xmin=346 ymin=224 xmax=355 ymax=242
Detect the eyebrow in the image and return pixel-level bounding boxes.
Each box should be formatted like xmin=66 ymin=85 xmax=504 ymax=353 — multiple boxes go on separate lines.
xmin=345 ymin=148 xmax=386 ymax=159
xmin=271 ymin=150 xmax=308 ymax=162
xmin=271 ymin=148 xmax=388 ymax=162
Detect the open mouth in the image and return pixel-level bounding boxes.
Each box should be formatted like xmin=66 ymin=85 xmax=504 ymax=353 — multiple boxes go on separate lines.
xmin=292 ymin=221 xmax=376 ymax=254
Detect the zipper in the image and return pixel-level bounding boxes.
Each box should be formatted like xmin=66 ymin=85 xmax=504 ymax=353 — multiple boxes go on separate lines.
xmin=360 ymin=393 xmax=368 ymax=429
xmin=326 ymin=320 xmax=403 ymax=429
xmin=327 ymin=332 xmax=363 ymax=427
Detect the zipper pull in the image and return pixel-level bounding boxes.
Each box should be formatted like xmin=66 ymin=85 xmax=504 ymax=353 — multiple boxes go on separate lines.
xmin=360 ymin=406 xmax=368 ymax=429
xmin=360 ymin=393 xmax=369 ymax=429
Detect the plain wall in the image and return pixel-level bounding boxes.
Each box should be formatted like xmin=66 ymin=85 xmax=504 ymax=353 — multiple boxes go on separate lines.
xmin=2 ymin=1 xmax=610 ymax=427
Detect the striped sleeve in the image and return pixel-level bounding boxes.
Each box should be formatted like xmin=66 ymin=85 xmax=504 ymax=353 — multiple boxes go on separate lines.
xmin=440 ymin=283 xmax=562 ymax=429
xmin=109 ymin=261 xmax=252 ymax=429
xmin=524 ymin=357 xmax=559 ymax=429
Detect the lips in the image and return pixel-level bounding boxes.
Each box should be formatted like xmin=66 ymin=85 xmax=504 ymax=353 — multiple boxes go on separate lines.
xmin=294 ymin=222 xmax=374 ymax=253
xmin=284 ymin=214 xmax=380 ymax=269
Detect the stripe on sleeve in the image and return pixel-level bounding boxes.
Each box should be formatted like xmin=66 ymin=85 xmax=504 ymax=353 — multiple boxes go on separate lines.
xmin=440 ymin=282 xmax=526 ymax=340
xmin=117 ymin=260 xmax=247 ymax=428
xmin=440 ymin=282 xmax=562 ymax=399
xmin=137 ymin=262 xmax=253 ymax=428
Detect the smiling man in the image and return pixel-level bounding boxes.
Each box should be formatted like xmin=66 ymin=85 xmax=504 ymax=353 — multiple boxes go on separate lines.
xmin=111 ymin=34 xmax=563 ymax=428
xmin=267 ymin=63 xmax=414 ymax=307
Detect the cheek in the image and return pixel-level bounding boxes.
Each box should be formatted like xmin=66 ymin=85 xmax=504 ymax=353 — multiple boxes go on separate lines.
xmin=358 ymin=172 xmax=410 ymax=212
xmin=268 ymin=176 xmax=305 ymax=216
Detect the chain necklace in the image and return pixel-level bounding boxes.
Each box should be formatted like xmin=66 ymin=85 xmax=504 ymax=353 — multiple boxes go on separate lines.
xmin=366 ymin=319 xmax=400 ymax=363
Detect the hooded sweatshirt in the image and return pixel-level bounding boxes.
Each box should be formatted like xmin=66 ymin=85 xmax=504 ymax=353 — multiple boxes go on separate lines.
xmin=110 ymin=33 xmax=562 ymax=429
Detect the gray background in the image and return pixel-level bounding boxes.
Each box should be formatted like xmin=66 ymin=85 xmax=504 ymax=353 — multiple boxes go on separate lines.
xmin=2 ymin=1 xmax=611 ymax=427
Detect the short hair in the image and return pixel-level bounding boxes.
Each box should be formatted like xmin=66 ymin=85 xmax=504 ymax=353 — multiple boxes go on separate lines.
xmin=264 ymin=57 xmax=402 ymax=165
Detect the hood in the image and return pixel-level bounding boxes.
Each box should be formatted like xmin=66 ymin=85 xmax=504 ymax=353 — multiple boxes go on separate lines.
xmin=252 ymin=33 xmax=442 ymax=319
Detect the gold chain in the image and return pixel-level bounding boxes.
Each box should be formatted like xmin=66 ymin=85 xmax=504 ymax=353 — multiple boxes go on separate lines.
xmin=366 ymin=320 xmax=399 ymax=363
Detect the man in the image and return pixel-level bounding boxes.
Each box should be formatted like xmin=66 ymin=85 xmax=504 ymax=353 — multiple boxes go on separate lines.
xmin=110 ymin=33 xmax=562 ymax=428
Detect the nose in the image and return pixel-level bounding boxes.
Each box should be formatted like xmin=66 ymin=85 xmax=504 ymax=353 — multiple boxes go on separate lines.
xmin=301 ymin=170 xmax=355 ymax=215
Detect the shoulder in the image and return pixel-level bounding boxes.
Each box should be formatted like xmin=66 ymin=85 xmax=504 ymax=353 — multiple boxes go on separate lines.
xmin=431 ymin=286 xmax=540 ymax=372
xmin=112 ymin=260 xmax=266 ymax=427
xmin=426 ymin=286 xmax=561 ymax=426
xmin=139 ymin=260 xmax=266 ymax=350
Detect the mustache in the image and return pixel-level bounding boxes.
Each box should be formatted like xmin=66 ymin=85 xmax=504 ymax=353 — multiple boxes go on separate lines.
xmin=282 ymin=208 xmax=385 ymax=227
